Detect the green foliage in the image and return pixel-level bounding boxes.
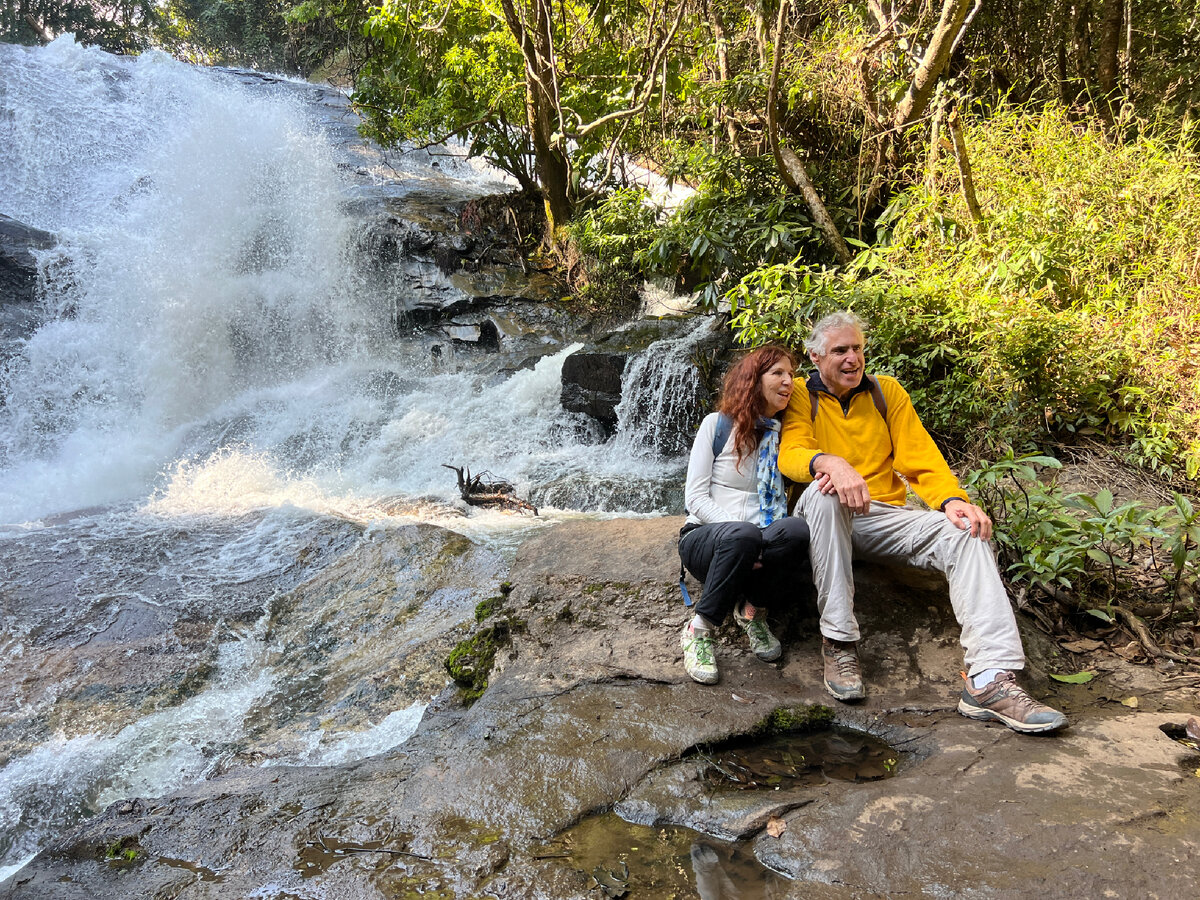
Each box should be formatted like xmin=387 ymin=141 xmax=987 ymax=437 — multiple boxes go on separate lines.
xmin=729 ymin=105 xmax=1200 ymax=477
xmin=629 ymin=145 xmax=849 ymax=307
xmin=2 ymin=1 xmax=158 ymax=51
xmin=958 ymin=0 xmax=1200 ymax=121
xmin=965 ymin=452 xmax=1200 ymax=613
xmin=566 ymin=188 xmax=660 ymax=265
xmin=160 ymin=0 xmax=297 ymax=69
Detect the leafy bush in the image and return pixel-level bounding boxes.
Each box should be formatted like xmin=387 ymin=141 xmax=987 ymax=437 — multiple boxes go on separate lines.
xmin=727 ymin=106 xmax=1200 ymax=480
xmin=966 ymin=452 xmax=1200 ymax=629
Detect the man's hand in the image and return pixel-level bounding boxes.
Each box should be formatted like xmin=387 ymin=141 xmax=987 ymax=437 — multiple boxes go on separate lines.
xmin=943 ymin=499 xmax=992 ymax=540
xmin=813 ymin=455 xmax=871 ymax=515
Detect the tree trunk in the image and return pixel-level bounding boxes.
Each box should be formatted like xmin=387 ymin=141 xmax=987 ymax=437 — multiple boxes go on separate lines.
xmin=1095 ymin=0 xmax=1124 ymax=122
xmin=704 ymin=0 xmax=739 ymax=150
xmin=892 ymin=0 xmax=975 ymax=131
xmin=23 ymin=14 xmax=54 ymax=43
xmin=767 ymin=1 xmax=852 ymax=265
xmin=925 ymin=104 xmax=945 ymax=194
xmin=947 ymin=108 xmax=984 ymax=233
xmin=499 ymin=0 xmax=573 ymax=241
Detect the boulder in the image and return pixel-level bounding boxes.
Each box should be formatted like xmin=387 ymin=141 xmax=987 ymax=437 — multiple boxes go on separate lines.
xmin=560 ymin=351 xmax=627 ymax=434
xmin=3 ymin=517 xmax=1197 ymax=900
xmin=0 ymin=213 xmax=55 ymax=342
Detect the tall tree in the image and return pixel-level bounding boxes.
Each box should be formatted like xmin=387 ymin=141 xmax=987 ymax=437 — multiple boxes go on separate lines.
xmin=355 ymin=0 xmax=687 ymax=243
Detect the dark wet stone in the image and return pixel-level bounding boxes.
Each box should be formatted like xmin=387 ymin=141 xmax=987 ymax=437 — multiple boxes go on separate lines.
xmin=0 ymin=213 xmax=55 ymax=345
xmin=560 ymin=351 xmax=627 ymax=433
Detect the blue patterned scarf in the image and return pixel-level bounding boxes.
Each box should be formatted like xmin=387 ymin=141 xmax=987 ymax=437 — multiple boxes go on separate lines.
xmin=755 ymin=417 xmax=787 ymax=527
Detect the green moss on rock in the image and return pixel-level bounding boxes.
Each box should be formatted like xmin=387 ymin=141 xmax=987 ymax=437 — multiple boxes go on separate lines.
xmin=753 ymin=705 xmax=835 ymax=736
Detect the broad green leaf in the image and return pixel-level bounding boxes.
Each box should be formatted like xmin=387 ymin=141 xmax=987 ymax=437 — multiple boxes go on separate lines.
xmin=1085 ymin=608 xmax=1114 ymax=623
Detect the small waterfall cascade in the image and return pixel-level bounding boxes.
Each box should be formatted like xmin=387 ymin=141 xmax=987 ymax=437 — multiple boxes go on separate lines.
xmin=613 ymin=317 xmax=716 ymax=457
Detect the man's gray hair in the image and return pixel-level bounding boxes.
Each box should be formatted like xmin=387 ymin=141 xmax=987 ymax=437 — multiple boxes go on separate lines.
xmin=805 ymin=310 xmax=867 ymax=356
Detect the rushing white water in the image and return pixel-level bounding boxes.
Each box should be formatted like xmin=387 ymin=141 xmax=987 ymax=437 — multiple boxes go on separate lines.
xmin=0 ymin=38 xmax=685 ymax=528
xmin=0 ymin=36 xmax=700 ymax=882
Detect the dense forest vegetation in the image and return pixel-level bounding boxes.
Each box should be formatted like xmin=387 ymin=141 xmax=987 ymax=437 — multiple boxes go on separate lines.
xmin=5 ymin=1 xmax=1198 ymax=657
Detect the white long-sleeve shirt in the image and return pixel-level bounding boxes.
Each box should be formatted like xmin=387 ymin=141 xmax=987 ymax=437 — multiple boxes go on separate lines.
xmin=684 ymin=413 xmax=766 ymax=526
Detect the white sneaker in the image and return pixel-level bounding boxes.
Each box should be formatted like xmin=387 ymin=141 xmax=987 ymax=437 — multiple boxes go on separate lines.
xmin=681 ymin=623 xmax=718 ymax=684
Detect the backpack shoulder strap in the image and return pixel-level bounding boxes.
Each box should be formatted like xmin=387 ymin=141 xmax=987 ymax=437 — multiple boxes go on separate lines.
xmin=866 ymin=375 xmax=888 ymax=421
xmin=711 ymin=412 xmax=733 ymax=457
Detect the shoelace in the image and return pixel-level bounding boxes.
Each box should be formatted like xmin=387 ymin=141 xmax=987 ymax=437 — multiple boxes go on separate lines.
xmin=747 ymin=619 xmax=772 ymax=644
xmin=689 ymin=632 xmax=715 ymax=666
xmin=827 ymin=644 xmax=859 ymax=676
xmin=986 ymin=673 xmax=1042 ymax=711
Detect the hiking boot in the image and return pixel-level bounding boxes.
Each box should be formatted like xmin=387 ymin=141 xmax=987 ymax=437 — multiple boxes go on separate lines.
xmin=822 ymin=637 xmax=865 ymax=701
xmin=681 ymin=623 xmax=718 ymax=685
xmin=734 ymin=603 xmax=781 ymax=661
xmin=958 ymin=671 xmax=1068 ymax=734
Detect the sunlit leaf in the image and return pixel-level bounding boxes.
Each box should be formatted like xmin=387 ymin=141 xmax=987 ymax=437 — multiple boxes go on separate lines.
xmin=1050 ymin=671 xmax=1095 ymax=683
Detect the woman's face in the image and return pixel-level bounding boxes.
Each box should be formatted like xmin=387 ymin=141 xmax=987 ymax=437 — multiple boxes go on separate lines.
xmin=759 ymin=357 xmax=795 ymax=415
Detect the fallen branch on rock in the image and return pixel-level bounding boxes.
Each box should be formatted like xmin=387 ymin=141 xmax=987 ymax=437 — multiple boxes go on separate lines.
xmin=443 ymin=465 xmax=538 ymax=515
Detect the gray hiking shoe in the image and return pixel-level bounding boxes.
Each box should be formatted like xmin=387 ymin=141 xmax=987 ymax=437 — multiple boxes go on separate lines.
xmin=734 ymin=603 xmax=781 ymax=661
xmin=681 ymin=623 xmax=718 ymax=684
xmin=822 ymin=637 xmax=865 ymax=701
xmin=958 ymin=671 xmax=1068 ymax=734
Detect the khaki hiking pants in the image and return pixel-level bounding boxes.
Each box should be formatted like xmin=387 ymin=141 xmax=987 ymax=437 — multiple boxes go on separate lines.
xmin=795 ymin=482 xmax=1025 ymax=676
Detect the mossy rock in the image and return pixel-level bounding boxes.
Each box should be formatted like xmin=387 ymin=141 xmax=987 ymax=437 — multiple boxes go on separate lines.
xmin=752 ymin=705 xmax=836 ymax=737
xmin=445 ymin=622 xmax=511 ymax=705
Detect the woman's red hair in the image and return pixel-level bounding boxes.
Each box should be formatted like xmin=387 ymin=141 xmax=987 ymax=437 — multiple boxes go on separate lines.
xmin=718 ymin=345 xmax=797 ymax=462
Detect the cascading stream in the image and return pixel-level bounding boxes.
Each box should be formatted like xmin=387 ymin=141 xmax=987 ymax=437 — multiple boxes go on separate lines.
xmin=0 ymin=37 xmax=704 ymax=883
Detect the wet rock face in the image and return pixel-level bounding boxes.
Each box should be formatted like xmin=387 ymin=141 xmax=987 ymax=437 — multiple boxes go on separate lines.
xmin=0 ymin=214 xmax=55 ymax=345
xmin=560 ymin=351 xmax=627 ymax=434
xmin=5 ymin=517 xmax=1199 ymax=900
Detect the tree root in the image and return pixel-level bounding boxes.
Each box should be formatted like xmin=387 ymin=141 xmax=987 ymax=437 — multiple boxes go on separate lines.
xmin=1113 ymin=605 xmax=1192 ymax=663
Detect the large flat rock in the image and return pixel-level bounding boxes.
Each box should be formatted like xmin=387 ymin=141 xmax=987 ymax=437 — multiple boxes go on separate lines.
xmin=2 ymin=517 xmax=1197 ymax=899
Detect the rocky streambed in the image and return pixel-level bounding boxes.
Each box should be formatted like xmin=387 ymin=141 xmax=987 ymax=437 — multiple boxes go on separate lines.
xmin=3 ymin=516 xmax=1197 ymax=899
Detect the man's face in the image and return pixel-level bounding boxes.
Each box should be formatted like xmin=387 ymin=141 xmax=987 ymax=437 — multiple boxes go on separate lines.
xmin=810 ymin=326 xmax=865 ymax=399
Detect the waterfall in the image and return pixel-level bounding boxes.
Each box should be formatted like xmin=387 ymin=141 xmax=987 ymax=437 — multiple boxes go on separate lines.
xmin=0 ymin=38 xmax=708 ymax=883
xmin=613 ymin=317 xmax=715 ymax=457
xmin=0 ymin=37 xmax=691 ymax=527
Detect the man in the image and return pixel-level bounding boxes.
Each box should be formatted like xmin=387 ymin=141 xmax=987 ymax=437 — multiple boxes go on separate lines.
xmin=778 ymin=311 xmax=1067 ymax=734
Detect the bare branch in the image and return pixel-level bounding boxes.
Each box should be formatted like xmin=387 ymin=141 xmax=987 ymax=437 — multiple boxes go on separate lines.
xmin=568 ymin=1 xmax=687 ymax=140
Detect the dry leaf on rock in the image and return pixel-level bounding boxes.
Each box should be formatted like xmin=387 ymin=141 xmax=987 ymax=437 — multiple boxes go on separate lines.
xmin=766 ymin=816 xmax=786 ymax=838
xmin=1061 ymin=638 xmax=1105 ymax=653
xmin=1121 ymin=696 xmax=1139 ymax=708
xmin=1113 ymin=641 xmax=1142 ymax=660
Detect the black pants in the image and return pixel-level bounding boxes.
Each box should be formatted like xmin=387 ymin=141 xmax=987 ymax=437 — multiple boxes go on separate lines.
xmin=678 ymin=517 xmax=810 ymax=626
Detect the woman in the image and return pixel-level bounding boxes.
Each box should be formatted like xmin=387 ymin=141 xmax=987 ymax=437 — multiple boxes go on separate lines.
xmin=678 ymin=345 xmax=810 ymax=684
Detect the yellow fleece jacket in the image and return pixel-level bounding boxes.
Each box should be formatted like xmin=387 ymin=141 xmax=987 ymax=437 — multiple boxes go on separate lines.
xmin=778 ymin=373 xmax=966 ymax=509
